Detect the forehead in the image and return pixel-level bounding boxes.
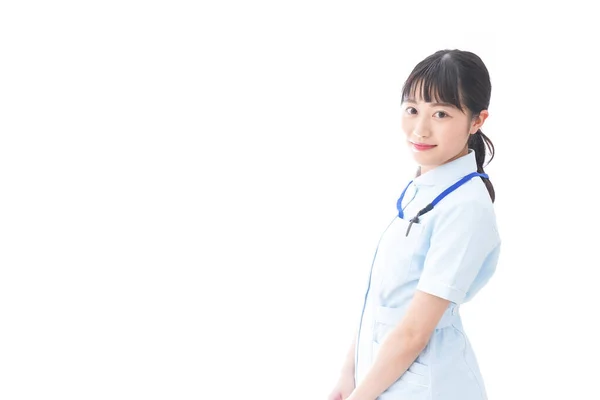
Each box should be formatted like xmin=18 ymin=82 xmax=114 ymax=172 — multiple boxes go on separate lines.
xmin=403 ymin=79 xmax=464 ymax=109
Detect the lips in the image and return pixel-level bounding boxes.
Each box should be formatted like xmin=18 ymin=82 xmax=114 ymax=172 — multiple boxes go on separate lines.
xmin=411 ymin=142 xmax=437 ymax=151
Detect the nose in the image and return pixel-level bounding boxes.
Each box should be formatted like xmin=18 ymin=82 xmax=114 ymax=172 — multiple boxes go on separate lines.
xmin=413 ymin=117 xmax=431 ymax=138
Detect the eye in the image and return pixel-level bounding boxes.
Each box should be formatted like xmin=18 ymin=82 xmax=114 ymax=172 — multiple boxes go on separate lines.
xmin=434 ymin=111 xmax=449 ymax=118
xmin=405 ymin=106 xmax=417 ymax=115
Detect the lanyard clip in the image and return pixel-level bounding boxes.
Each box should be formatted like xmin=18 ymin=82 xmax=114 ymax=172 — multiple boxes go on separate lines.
xmin=405 ymin=203 xmax=433 ymax=237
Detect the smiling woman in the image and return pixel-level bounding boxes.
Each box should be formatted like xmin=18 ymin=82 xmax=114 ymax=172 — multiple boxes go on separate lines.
xmin=402 ymin=97 xmax=486 ymax=174
xmin=400 ymin=52 xmax=496 ymax=200
xmin=328 ymin=49 xmax=501 ymax=400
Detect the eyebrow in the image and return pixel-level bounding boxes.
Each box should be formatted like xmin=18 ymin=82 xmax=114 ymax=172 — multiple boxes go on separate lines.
xmin=404 ymin=99 xmax=457 ymax=108
xmin=430 ymin=102 xmax=457 ymax=108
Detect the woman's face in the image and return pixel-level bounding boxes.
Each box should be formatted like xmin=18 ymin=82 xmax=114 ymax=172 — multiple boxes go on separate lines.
xmin=400 ymin=96 xmax=488 ymax=174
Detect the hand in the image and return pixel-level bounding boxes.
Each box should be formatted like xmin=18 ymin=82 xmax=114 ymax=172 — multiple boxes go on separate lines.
xmin=327 ymin=370 xmax=355 ymax=400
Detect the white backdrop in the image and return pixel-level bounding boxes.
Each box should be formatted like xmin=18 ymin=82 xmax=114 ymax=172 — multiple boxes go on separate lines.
xmin=1 ymin=1 xmax=599 ymax=399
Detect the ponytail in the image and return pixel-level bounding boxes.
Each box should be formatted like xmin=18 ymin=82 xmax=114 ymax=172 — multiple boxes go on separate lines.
xmin=468 ymin=129 xmax=496 ymax=203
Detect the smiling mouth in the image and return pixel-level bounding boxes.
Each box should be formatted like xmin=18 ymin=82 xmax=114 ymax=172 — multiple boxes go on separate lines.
xmin=411 ymin=142 xmax=437 ymax=151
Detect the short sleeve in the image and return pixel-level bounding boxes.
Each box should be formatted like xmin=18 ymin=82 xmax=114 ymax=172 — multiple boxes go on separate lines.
xmin=416 ymin=201 xmax=501 ymax=304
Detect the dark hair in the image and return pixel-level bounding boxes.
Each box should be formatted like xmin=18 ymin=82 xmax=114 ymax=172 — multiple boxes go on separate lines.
xmin=401 ymin=49 xmax=496 ymax=202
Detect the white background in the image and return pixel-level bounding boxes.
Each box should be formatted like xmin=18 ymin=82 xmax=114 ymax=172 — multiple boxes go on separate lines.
xmin=1 ymin=1 xmax=599 ymax=399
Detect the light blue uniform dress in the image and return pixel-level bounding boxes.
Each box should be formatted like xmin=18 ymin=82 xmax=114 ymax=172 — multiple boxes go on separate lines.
xmin=354 ymin=149 xmax=501 ymax=400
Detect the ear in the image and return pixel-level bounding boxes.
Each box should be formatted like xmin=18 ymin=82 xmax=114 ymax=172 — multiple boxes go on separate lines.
xmin=469 ymin=110 xmax=489 ymax=134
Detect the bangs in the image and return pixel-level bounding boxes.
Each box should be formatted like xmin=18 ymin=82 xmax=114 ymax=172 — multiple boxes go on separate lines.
xmin=401 ymin=56 xmax=465 ymax=111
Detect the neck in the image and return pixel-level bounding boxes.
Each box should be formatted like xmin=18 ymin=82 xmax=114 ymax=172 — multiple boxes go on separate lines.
xmin=417 ymin=147 xmax=469 ymax=176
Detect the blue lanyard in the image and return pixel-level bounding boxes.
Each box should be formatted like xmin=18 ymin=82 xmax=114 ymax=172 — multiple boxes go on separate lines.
xmin=396 ymin=180 xmax=414 ymax=220
xmin=397 ymin=172 xmax=489 ymax=236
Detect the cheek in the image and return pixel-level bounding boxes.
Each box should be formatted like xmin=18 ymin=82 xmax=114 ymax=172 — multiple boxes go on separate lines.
xmin=439 ymin=126 xmax=468 ymax=146
xmin=400 ymin=119 xmax=412 ymax=136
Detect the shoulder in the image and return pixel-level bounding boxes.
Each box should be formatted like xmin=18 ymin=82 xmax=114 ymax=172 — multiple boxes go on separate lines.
xmin=425 ymin=178 xmax=500 ymax=242
xmin=435 ymin=176 xmax=495 ymax=214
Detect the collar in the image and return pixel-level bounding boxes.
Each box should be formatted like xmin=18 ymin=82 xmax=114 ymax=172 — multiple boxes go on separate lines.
xmin=412 ymin=149 xmax=479 ymax=187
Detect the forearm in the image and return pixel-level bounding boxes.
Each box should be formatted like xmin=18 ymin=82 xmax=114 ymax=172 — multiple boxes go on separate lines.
xmin=347 ymin=332 xmax=426 ymax=400
xmin=339 ymin=336 xmax=357 ymax=376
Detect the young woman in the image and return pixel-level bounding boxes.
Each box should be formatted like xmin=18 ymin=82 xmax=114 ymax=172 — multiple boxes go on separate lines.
xmin=328 ymin=49 xmax=501 ymax=400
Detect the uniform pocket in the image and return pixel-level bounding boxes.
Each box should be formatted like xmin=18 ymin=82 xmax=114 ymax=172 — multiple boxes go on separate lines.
xmin=372 ymin=340 xmax=430 ymax=388
xmin=400 ymin=359 xmax=429 ymax=387
xmin=372 ymin=218 xmax=425 ymax=297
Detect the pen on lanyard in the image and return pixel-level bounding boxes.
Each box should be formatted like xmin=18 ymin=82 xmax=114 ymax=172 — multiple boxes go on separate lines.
xmin=405 ymin=203 xmax=433 ymax=236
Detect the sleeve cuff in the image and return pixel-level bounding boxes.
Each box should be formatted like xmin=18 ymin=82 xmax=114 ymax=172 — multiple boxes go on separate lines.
xmin=416 ymin=279 xmax=466 ymax=304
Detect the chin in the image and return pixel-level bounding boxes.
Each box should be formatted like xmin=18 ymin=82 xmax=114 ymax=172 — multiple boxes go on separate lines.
xmin=411 ymin=154 xmax=442 ymax=171
xmin=410 ymin=152 xmax=433 ymax=164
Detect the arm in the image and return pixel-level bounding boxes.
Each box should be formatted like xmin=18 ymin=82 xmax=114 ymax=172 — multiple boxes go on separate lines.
xmin=339 ymin=335 xmax=357 ymax=377
xmin=327 ymin=334 xmax=357 ymax=400
xmin=346 ymin=291 xmax=449 ymax=400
